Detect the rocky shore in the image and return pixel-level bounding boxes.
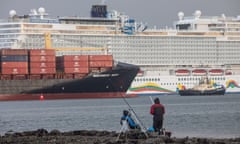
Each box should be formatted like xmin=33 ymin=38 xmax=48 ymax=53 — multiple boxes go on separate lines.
xmin=0 ymin=129 xmax=239 ymax=144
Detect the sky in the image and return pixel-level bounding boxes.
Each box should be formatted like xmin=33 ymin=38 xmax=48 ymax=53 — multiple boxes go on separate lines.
xmin=1 ymin=0 xmax=240 ymax=28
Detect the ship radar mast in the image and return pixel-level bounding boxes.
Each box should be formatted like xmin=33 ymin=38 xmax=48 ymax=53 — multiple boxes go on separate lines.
xmin=178 ymin=11 xmax=184 ymax=20
xmin=9 ymin=10 xmax=17 ymax=18
xmin=29 ymin=7 xmax=48 ymax=19
xmin=221 ymin=13 xmax=226 ymax=20
xmin=38 ymin=7 xmax=46 ymax=19
xmin=194 ymin=10 xmax=201 ymax=19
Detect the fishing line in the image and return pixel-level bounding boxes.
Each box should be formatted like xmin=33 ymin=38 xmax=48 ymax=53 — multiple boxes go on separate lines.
xmin=122 ymin=95 xmax=147 ymax=130
xmin=120 ymin=94 xmax=148 ymax=138
xmin=108 ymin=75 xmax=148 ymax=138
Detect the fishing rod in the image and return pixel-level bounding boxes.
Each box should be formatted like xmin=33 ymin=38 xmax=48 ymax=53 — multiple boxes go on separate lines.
xmin=149 ymin=96 xmax=154 ymax=104
xmin=121 ymin=94 xmax=148 ymax=138
xmin=107 ymin=65 xmax=148 ymax=138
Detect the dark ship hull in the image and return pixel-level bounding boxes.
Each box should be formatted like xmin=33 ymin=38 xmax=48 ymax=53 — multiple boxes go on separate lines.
xmin=0 ymin=62 xmax=139 ymax=101
xmin=178 ymin=87 xmax=225 ymax=96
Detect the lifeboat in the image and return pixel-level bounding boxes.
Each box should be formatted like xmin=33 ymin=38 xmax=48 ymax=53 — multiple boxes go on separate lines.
xmin=137 ymin=70 xmax=144 ymax=76
xmin=209 ymin=69 xmax=224 ymax=76
xmin=192 ymin=69 xmax=207 ymax=76
xmin=175 ymin=69 xmax=190 ymax=76
xmin=225 ymin=70 xmax=232 ymax=75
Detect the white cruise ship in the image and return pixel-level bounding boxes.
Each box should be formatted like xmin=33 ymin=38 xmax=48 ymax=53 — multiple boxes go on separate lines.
xmin=0 ymin=5 xmax=240 ymax=95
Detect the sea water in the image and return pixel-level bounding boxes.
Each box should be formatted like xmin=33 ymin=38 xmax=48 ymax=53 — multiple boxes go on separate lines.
xmin=0 ymin=95 xmax=240 ymax=138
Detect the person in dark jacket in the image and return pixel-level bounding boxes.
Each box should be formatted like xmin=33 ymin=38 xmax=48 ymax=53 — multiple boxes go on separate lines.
xmin=120 ymin=110 xmax=139 ymax=129
xmin=150 ymin=97 xmax=165 ymax=134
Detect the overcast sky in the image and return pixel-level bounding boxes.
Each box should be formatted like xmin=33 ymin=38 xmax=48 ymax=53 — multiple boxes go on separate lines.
xmin=1 ymin=0 xmax=240 ymax=28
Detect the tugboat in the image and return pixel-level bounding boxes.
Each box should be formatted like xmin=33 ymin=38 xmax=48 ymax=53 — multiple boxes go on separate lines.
xmin=178 ymin=77 xmax=225 ymax=96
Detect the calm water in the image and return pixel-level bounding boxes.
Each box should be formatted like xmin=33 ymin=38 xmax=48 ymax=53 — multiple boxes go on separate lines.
xmin=0 ymin=95 xmax=240 ymax=138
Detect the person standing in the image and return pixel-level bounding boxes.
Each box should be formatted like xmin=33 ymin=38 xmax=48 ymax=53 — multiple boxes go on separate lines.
xmin=150 ymin=97 xmax=165 ymax=134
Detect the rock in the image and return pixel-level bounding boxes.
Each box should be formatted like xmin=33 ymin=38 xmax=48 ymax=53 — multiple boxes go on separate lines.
xmin=36 ymin=128 xmax=48 ymax=136
xmin=0 ymin=129 xmax=239 ymax=144
xmin=49 ymin=129 xmax=61 ymax=136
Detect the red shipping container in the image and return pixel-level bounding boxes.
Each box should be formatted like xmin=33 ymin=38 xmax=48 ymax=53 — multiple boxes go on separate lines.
xmin=74 ymin=73 xmax=86 ymax=79
xmin=29 ymin=75 xmax=41 ymax=80
xmin=89 ymin=61 xmax=113 ymax=68
xmin=29 ymin=49 xmax=55 ymax=56
xmin=30 ymin=55 xmax=56 ymax=62
xmin=63 ymin=74 xmax=74 ymax=79
xmin=12 ymin=75 xmax=28 ymax=80
xmin=57 ymin=55 xmax=89 ymax=62
xmin=41 ymin=74 xmax=55 ymax=79
xmin=1 ymin=75 xmax=12 ymax=80
xmin=57 ymin=61 xmax=89 ymax=68
xmin=30 ymin=68 xmax=56 ymax=74
xmin=0 ymin=49 xmax=28 ymax=55
xmin=1 ymin=68 xmax=28 ymax=74
xmin=1 ymin=62 xmax=28 ymax=68
xmin=64 ymin=67 xmax=89 ymax=74
xmin=30 ymin=62 xmax=56 ymax=68
xmin=89 ymin=55 xmax=113 ymax=61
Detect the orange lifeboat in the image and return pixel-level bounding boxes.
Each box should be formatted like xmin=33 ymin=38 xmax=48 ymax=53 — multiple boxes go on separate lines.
xmin=192 ymin=69 xmax=207 ymax=76
xmin=175 ymin=69 xmax=190 ymax=76
xmin=209 ymin=69 xmax=224 ymax=76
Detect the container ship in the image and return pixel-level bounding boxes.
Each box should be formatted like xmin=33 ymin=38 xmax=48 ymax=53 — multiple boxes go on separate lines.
xmin=0 ymin=4 xmax=240 ymax=96
xmin=0 ymin=49 xmax=139 ymax=101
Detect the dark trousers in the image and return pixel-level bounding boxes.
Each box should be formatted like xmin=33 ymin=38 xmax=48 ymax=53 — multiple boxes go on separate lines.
xmin=153 ymin=118 xmax=163 ymax=132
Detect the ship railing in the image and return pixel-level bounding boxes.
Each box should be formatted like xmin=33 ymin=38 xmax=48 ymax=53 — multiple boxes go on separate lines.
xmin=0 ymin=19 xmax=30 ymax=23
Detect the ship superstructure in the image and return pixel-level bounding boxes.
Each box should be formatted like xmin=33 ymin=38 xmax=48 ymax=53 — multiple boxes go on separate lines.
xmin=0 ymin=5 xmax=240 ymax=95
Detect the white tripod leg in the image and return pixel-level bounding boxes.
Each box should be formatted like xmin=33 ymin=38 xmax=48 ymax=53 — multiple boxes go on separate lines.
xmin=116 ymin=120 xmax=129 ymax=141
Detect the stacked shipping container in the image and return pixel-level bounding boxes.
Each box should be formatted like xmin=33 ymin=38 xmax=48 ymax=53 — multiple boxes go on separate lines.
xmin=0 ymin=49 xmax=114 ymax=80
xmin=89 ymin=55 xmax=113 ymax=68
xmin=56 ymin=55 xmax=89 ymax=74
xmin=56 ymin=55 xmax=90 ymax=79
xmin=89 ymin=55 xmax=113 ymax=73
xmin=29 ymin=49 xmax=56 ymax=75
xmin=0 ymin=49 xmax=28 ymax=75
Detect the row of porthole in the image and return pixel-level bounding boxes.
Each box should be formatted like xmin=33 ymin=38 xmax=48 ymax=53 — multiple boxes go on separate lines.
xmin=134 ymin=76 xmax=226 ymax=83
xmin=178 ymin=77 xmax=226 ymax=81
